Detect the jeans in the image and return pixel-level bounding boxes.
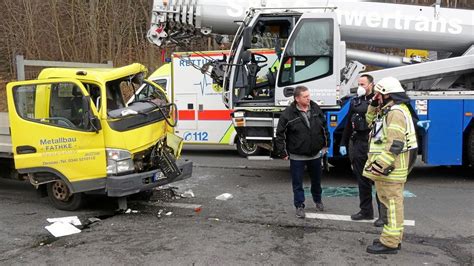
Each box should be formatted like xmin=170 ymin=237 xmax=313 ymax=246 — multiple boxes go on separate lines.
xmin=290 ymin=158 xmax=322 ymax=208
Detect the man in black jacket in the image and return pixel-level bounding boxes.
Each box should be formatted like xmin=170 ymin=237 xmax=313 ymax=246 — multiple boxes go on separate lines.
xmin=340 ymin=74 xmax=383 ymax=227
xmin=275 ymin=86 xmax=329 ymax=218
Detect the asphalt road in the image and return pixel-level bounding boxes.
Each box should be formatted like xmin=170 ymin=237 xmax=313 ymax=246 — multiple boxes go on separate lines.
xmin=0 ymin=146 xmax=472 ymax=265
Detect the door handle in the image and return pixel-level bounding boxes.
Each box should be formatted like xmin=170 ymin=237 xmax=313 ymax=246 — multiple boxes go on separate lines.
xmin=16 ymin=145 xmax=37 ymax=154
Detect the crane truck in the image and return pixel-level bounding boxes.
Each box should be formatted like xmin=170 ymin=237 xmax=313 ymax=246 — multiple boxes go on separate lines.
xmin=147 ymin=0 xmax=474 ymax=167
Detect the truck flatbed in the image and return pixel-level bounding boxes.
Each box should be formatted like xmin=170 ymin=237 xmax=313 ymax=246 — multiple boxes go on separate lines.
xmin=0 ymin=112 xmax=12 ymax=157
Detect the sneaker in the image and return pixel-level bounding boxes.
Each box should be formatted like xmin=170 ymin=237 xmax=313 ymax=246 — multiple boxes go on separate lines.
xmin=374 ymin=218 xmax=385 ymax=227
xmin=296 ymin=207 xmax=305 ymax=218
xmin=351 ymin=212 xmax=374 ymax=221
xmin=315 ymin=202 xmax=324 ymax=212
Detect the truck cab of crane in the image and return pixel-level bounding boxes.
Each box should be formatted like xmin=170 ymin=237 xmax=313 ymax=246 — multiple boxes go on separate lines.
xmin=222 ymin=10 xmax=345 ymax=152
xmin=225 ymin=11 xmax=344 ymax=109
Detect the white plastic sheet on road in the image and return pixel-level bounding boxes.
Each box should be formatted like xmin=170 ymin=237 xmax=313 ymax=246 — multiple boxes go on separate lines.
xmin=46 ymin=216 xmax=82 ymax=226
xmin=216 ymin=193 xmax=233 ymax=201
xmin=45 ymin=216 xmax=82 ymax=237
xmin=45 ymin=222 xmax=81 ymax=237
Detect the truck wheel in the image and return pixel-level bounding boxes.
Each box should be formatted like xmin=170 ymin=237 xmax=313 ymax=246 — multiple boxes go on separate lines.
xmin=236 ymin=137 xmax=261 ymax=157
xmin=46 ymin=180 xmax=84 ymax=211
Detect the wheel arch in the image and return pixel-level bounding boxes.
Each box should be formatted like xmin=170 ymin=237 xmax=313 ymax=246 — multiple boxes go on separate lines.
xmin=19 ymin=167 xmax=74 ymax=192
xmin=18 ymin=167 xmax=107 ymax=193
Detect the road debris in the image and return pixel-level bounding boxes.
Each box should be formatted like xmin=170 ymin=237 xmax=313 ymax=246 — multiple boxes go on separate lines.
xmin=154 ymin=186 xmax=180 ymax=200
xmin=216 ymin=193 xmax=233 ymax=201
xmin=45 ymin=222 xmax=81 ymax=237
xmin=181 ymin=189 xmax=195 ymax=198
xmin=88 ymin=217 xmax=101 ymax=224
xmin=141 ymin=201 xmax=202 ymax=213
xmin=157 ymin=209 xmax=164 ymax=218
xmin=46 ymin=216 xmax=81 ymax=226
xmin=124 ymin=208 xmax=139 ymax=214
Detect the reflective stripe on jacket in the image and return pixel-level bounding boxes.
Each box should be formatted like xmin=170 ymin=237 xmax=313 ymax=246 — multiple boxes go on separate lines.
xmin=363 ymin=103 xmax=418 ymax=183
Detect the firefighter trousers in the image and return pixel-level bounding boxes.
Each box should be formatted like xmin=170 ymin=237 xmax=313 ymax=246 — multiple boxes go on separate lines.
xmin=374 ymin=180 xmax=405 ymax=249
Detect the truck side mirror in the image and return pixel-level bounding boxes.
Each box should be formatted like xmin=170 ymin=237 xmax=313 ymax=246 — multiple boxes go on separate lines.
xmin=242 ymin=27 xmax=252 ymax=51
xmin=283 ymin=87 xmax=295 ymax=98
xmin=90 ymin=116 xmax=102 ymax=133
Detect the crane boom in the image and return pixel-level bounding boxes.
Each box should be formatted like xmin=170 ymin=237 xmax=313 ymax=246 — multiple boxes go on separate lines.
xmin=149 ymin=0 xmax=474 ymax=52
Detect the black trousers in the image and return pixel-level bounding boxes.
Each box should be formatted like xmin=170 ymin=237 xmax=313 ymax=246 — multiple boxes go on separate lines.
xmin=350 ymin=138 xmax=380 ymax=216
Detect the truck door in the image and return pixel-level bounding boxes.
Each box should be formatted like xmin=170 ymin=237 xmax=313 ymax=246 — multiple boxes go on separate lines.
xmin=6 ymin=79 xmax=106 ymax=186
xmin=274 ymin=13 xmax=341 ymax=107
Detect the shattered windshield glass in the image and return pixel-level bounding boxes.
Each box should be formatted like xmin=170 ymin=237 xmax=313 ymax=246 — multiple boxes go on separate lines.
xmin=106 ymin=78 xmax=175 ymax=131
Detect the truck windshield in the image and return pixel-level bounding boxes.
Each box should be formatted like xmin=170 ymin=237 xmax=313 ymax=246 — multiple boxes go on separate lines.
xmin=278 ymin=19 xmax=333 ymax=87
xmin=106 ymin=80 xmax=172 ymax=131
xmin=132 ymin=81 xmax=168 ymax=106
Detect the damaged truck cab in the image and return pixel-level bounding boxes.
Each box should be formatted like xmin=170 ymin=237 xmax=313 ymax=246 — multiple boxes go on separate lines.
xmin=3 ymin=63 xmax=192 ymax=210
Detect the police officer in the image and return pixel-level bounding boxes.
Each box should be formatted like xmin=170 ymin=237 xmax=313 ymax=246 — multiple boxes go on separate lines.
xmin=364 ymin=77 xmax=418 ymax=254
xmin=340 ymin=74 xmax=383 ymax=226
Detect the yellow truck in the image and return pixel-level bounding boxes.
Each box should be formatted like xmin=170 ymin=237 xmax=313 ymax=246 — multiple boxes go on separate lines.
xmin=0 ymin=63 xmax=192 ymax=210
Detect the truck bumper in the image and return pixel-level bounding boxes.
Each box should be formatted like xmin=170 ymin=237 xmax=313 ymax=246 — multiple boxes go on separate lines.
xmin=106 ymin=159 xmax=193 ymax=197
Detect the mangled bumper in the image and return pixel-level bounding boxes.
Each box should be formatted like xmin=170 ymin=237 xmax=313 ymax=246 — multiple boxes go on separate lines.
xmin=106 ymin=159 xmax=193 ymax=197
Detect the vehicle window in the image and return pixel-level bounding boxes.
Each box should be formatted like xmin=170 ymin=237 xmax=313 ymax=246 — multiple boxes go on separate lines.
xmin=153 ymin=79 xmax=167 ymax=91
xmin=105 ymin=81 xmax=128 ymax=113
xmin=83 ymin=83 xmax=101 ymax=110
xmin=13 ymin=82 xmax=89 ymax=130
xmin=134 ymin=82 xmax=168 ymax=106
xmin=278 ymin=19 xmax=333 ymax=87
xmin=251 ymin=19 xmax=291 ymax=50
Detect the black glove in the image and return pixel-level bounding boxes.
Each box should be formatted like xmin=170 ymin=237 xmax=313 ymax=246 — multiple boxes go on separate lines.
xmin=370 ymin=99 xmax=380 ymax=107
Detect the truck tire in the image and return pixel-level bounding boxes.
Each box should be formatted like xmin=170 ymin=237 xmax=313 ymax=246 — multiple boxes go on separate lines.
xmin=46 ymin=180 xmax=84 ymax=211
xmin=236 ymin=137 xmax=261 ymax=157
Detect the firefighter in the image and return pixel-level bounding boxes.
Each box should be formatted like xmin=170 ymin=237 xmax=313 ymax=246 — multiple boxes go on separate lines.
xmin=340 ymin=74 xmax=383 ymax=227
xmin=364 ymin=77 xmax=418 ymax=254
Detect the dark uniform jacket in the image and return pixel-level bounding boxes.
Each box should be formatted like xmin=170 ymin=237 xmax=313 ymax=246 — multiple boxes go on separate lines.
xmin=341 ymin=93 xmax=373 ymax=158
xmin=275 ymin=101 xmax=329 ymax=158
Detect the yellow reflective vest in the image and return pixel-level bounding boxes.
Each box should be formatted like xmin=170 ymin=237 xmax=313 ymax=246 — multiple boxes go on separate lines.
xmin=363 ymin=102 xmax=418 ymax=183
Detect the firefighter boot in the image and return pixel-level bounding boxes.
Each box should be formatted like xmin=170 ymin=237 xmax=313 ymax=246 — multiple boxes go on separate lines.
xmin=366 ymin=242 xmax=399 ymax=254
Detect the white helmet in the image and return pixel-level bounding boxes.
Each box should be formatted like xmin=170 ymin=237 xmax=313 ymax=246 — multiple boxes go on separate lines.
xmin=374 ymin=77 xmax=405 ymax=95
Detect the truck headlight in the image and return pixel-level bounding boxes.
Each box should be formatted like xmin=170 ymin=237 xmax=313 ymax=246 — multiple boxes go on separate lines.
xmin=106 ymin=148 xmax=134 ymax=175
